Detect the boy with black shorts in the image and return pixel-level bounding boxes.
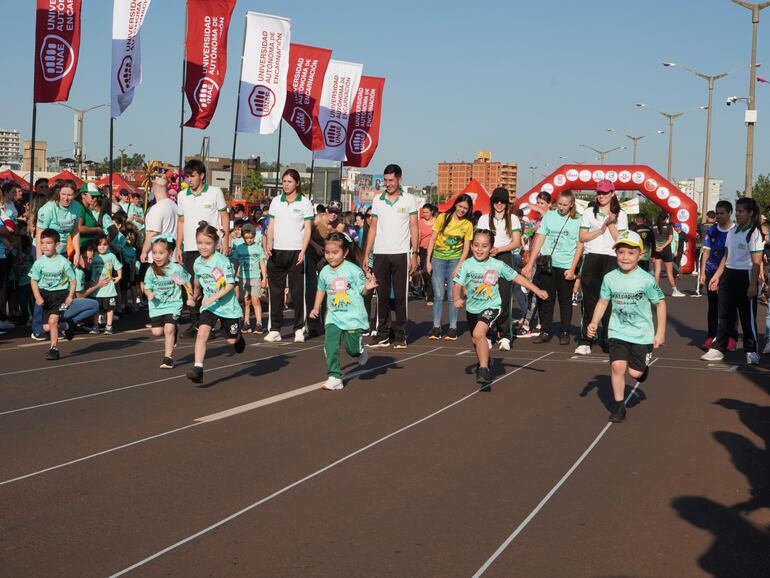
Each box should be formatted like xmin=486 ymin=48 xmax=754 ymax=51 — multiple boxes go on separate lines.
xmin=588 ymin=230 xmax=666 ymax=422
xmin=29 ymin=229 xmax=76 ymax=360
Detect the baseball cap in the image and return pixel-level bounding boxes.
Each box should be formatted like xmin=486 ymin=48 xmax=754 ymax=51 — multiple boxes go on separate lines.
xmin=490 ymin=187 xmax=510 ymax=204
xmin=612 ymin=230 xmax=644 ymax=251
xmin=80 ymin=182 xmax=102 ymax=196
xmin=327 ymin=200 xmax=342 ymax=213
xmin=596 ymin=179 xmax=615 ymax=193
xmin=673 ymin=222 xmax=682 ymax=229
xmin=241 ymin=223 xmax=256 ymax=235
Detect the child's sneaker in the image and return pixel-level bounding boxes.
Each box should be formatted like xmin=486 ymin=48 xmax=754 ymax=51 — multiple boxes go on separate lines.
xmin=727 ymin=338 xmax=737 ymax=352
xmin=254 ymin=323 xmax=264 ymax=335
xmin=701 ymin=337 xmax=714 ymax=350
xmin=476 ymin=367 xmax=493 ymax=391
xmin=747 ymin=352 xmax=760 ymax=365
xmin=89 ymin=326 xmax=100 ymax=334
xmin=242 ymin=324 xmax=252 ymax=334
xmin=357 ymin=347 xmax=369 ymax=367
xmin=574 ymin=344 xmax=592 ymax=356
xmin=234 ymin=334 xmax=246 ymax=353
xmin=498 ymin=337 xmax=511 ymax=351
xmin=322 ymin=376 xmax=343 ymax=390
xmin=700 ymin=348 xmax=724 ymax=361
xmin=104 ymin=326 xmax=114 ymax=335
xmin=31 ymin=332 xmax=48 ymax=341
xmin=609 ymin=402 xmax=626 ymax=423
xmin=160 ymin=357 xmax=174 ymax=369
xmin=46 ymin=347 xmax=60 ymax=361
xmin=63 ymin=322 xmax=74 ymax=341
xmin=294 ymin=329 xmax=305 ymax=343
xmin=186 ymin=366 xmax=203 ymax=383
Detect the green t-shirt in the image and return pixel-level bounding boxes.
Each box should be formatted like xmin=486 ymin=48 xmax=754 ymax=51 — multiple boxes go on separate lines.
xmin=194 ymin=252 xmax=243 ymax=319
xmin=600 ymin=267 xmax=664 ymax=344
xmin=538 ymin=210 xmax=581 ymax=270
xmin=29 ymin=254 xmax=76 ymax=291
xmin=90 ymin=252 xmax=122 ymax=298
xmin=127 ymin=204 xmax=145 ymax=231
xmin=144 ymin=262 xmax=190 ymax=318
xmin=75 ymin=268 xmax=85 ymax=292
xmin=317 ymin=260 xmax=369 ymax=331
xmin=36 ymin=201 xmax=82 ymax=254
xmin=432 ymin=213 xmax=474 ymax=260
xmin=453 ymin=256 xmax=517 ymax=313
xmin=232 ymin=239 xmax=265 ymax=280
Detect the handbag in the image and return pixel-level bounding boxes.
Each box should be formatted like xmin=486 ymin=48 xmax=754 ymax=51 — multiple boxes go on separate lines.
xmin=536 ymin=215 xmax=569 ymax=276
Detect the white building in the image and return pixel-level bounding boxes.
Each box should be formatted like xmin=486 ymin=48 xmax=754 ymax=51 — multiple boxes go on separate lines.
xmin=0 ymin=129 xmax=21 ymax=165
xmin=676 ymin=178 xmax=723 ymax=213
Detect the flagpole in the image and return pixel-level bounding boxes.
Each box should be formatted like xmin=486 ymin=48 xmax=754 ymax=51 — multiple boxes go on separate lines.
xmin=338 ymin=162 xmax=343 ymax=202
xmin=109 ymin=118 xmax=114 ymax=199
xmin=309 ymin=156 xmax=315 ymax=201
xmin=275 ymin=120 xmax=283 ymax=195
xmin=228 ymin=16 xmax=247 ymax=202
xmin=29 ymin=103 xmax=37 ymax=196
xmin=178 ymin=2 xmax=188 ymax=174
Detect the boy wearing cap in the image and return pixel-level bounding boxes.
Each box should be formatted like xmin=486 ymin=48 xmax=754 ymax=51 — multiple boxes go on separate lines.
xmin=587 ymin=230 xmax=666 ymax=423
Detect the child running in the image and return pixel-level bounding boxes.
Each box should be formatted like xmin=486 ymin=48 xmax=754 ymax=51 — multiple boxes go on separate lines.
xmin=187 ymin=222 xmax=246 ymax=384
xmin=452 ymin=229 xmax=547 ymax=389
xmin=232 ymin=223 xmax=267 ymax=334
xmin=310 ymin=232 xmax=377 ymax=391
xmin=29 ymin=229 xmax=76 ymax=360
xmin=587 ymin=230 xmax=666 ymax=423
xmin=144 ymin=234 xmax=193 ymax=369
xmin=89 ymin=234 xmax=122 ymax=335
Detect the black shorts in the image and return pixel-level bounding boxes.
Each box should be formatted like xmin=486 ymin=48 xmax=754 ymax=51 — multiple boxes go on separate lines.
xmin=653 ymin=246 xmax=674 ymax=262
xmin=40 ymin=289 xmax=69 ymax=319
xmin=608 ymin=338 xmax=652 ymax=372
xmin=466 ymin=308 xmax=501 ymax=333
xmin=149 ymin=313 xmax=180 ymax=328
xmin=639 ymin=260 xmax=650 ymax=272
xmin=199 ymin=310 xmax=241 ymax=338
xmin=97 ymin=296 xmax=117 ymax=312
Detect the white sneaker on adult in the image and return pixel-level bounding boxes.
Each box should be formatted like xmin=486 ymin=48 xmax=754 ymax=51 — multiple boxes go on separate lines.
xmin=294 ymin=329 xmax=305 ymax=343
xmin=358 ymin=347 xmax=369 ymax=367
xmin=574 ymin=344 xmax=591 ymax=356
xmin=263 ymin=330 xmax=282 ymax=342
xmin=322 ymin=376 xmax=343 ymax=390
xmin=746 ymin=352 xmax=760 ymax=365
xmin=498 ymin=337 xmax=511 ymax=351
xmin=763 ymin=341 xmax=770 ymax=355
xmin=671 ymin=288 xmax=685 ymax=297
xmin=700 ymin=348 xmax=724 ymax=361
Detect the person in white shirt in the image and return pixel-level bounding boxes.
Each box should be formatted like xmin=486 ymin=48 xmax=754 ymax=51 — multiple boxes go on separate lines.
xmin=176 ymin=159 xmax=229 ymax=336
xmin=141 ymin=174 xmax=178 ymax=262
xmin=362 ymin=164 xmax=419 ymax=349
xmin=263 ymin=169 xmax=314 ymax=343
xmin=575 ymin=179 xmax=628 ymax=355
xmin=702 ymin=197 xmax=763 ymax=364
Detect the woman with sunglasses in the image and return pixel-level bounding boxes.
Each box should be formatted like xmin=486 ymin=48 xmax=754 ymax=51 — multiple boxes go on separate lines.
xmin=475 ymin=188 xmax=522 ymax=350
xmin=575 ymin=179 xmax=628 ymax=355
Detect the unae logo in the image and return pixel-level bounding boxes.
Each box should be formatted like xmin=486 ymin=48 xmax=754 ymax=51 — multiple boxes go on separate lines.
xmin=248 ymin=85 xmax=276 ymax=117
xmin=40 ymin=34 xmax=75 ymax=82
xmin=323 ymin=120 xmax=346 ymax=147
xmin=194 ymin=77 xmax=220 ymax=110
xmin=117 ymin=56 xmax=133 ymax=93
xmin=290 ymin=107 xmax=312 ymax=134
xmin=349 ymin=129 xmax=372 ymax=154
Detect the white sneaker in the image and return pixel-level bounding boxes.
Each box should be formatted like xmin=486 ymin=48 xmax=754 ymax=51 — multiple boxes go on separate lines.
xmin=747 ymin=352 xmax=760 ymax=365
xmin=486 ymin=338 xmax=492 ymax=349
xmin=322 ymin=376 xmax=343 ymax=390
xmin=700 ymin=348 xmax=724 ymax=361
xmin=671 ymin=288 xmax=685 ymax=297
xmin=498 ymin=337 xmax=511 ymax=351
xmin=0 ymin=320 xmax=15 ymax=330
xmin=763 ymin=341 xmax=770 ymax=355
xmin=574 ymin=345 xmax=591 ymax=355
xmin=263 ymin=330 xmax=282 ymax=342
xmin=294 ymin=329 xmax=305 ymax=343
xmin=357 ymin=346 xmax=369 ymax=367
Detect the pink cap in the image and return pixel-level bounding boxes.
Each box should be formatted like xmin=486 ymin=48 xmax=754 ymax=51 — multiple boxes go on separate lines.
xmin=596 ymin=179 xmax=615 ymax=193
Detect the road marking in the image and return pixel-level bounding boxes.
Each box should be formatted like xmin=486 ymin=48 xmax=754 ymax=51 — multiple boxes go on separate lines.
xmin=456 ymin=349 xmax=472 ymax=356
xmin=472 ymin=358 xmax=657 ymax=577
xmin=195 ymin=348 xmax=442 ymax=423
xmin=707 ymin=363 xmax=738 ymax=372
xmin=569 ymin=355 xmax=609 ymax=363
xmin=0 ymin=326 xmax=153 ymax=351
xmin=108 ymin=352 xmax=553 ymax=577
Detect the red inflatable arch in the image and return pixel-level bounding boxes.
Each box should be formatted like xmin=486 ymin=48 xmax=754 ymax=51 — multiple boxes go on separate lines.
xmin=514 ymin=165 xmax=697 ymax=274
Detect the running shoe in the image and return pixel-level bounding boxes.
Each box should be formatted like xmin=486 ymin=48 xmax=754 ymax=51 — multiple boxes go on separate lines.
xmin=234 ymin=334 xmax=246 ymax=353
xmin=322 ymin=376 xmax=344 ymax=391
xmin=46 ymin=347 xmax=60 ymax=361
xmin=242 ymin=325 xmax=252 ymax=334
xmin=254 ymin=323 xmax=264 ymax=335
xmin=476 ymin=367 xmax=493 ymax=390
xmin=358 ymin=347 xmax=369 ymax=367
xmin=429 ymin=326 xmax=442 ymax=340
xmin=89 ymin=326 xmax=100 ymax=335
xmin=63 ymin=322 xmax=74 ymax=341
xmin=263 ymin=330 xmax=282 ymax=342
xmin=700 ymin=348 xmax=725 ymax=361
xmin=444 ymin=328 xmax=458 ymax=341
xmin=571 ymin=293 xmax=579 ymax=307
xmin=516 ymin=326 xmax=536 ymax=338
xmin=671 ymin=288 xmax=686 ymax=297
xmin=186 ymin=366 xmax=204 ymax=383
xmin=393 ymin=338 xmax=408 ymax=349
xmin=727 ymin=338 xmax=737 ymax=352
xmin=747 ymin=352 xmax=760 ymax=365
xmin=104 ymin=326 xmax=114 ymax=335
xmin=559 ymin=332 xmax=571 ymax=346
xmin=609 ymin=402 xmax=626 ymax=423
xmin=31 ymin=332 xmax=48 ymax=341
xmin=367 ymin=335 xmax=391 ymax=348
xmin=498 ymin=337 xmax=511 ymax=351
xmin=294 ymin=329 xmax=305 ymax=343
xmin=701 ymin=337 xmax=714 ymax=350
xmin=574 ymin=344 xmax=592 ymax=356
xmin=160 ymin=357 xmax=174 ymax=369
xmin=532 ymin=332 xmax=552 ymax=344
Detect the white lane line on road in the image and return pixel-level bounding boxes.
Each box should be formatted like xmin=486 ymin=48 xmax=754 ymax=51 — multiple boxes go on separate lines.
xmin=195 ymin=348 xmax=442 ymax=423
xmin=108 ymin=352 xmax=553 ymax=577
xmin=0 ymin=327 xmax=154 ymax=351
xmin=472 ymin=358 xmax=658 ymax=577
xmin=0 ymin=345 xmax=323 ymax=417
xmin=456 ymin=349 xmax=472 ymax=356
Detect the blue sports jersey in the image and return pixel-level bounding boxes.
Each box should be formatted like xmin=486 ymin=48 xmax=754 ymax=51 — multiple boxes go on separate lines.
xmin=703 ymin=224 xmax=732 ymax=275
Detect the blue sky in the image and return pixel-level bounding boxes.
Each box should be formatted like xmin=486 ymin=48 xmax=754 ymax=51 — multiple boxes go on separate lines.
xmin=2 ymin=0 xmax=768 ymax=197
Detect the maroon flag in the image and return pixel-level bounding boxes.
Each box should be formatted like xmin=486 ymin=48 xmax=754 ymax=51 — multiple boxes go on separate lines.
xmin=34 ymin=0 xmax=82 ymax=103
xmin=184 ymin=0 xmax=236 ymax=129
xmin=344 ymin=76 xmax=385 ymax=168
xmin=282 ymin=44 xmax=332 ymax=150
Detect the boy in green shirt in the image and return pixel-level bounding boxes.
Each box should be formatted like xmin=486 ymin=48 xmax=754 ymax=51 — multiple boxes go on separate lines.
xmin=588 ymin=230 xmax=667 ymax=422
xmin=29 ymin=229 xmax=76 ymax=360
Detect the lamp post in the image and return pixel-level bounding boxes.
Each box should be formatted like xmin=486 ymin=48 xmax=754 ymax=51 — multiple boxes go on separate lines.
xmin=635 ymin=103 xmax=687 ymax=181
xmin=731 ymin=0 xmax=770 ymax=197
xmin=118 ymin=144 xmax=132 ymax=175
xmin=529 ymin=165 xmax=538 ymax=187
xmin=625 ymin=134 xmax=645 ymax=164
xmin=57 ymin=103 xmax=107 ymax=178
xmin=578 ymin=144 xmax=627 ymax=164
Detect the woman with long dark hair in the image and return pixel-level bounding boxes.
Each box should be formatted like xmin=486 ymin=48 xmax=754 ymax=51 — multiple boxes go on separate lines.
xmin=652 ymin=213 xmax=684 ymax=296
xmin=425 ymin=193 xmax=474 ymax=340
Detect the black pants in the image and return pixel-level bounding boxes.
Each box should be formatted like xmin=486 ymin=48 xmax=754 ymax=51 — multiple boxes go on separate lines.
xmin=373 ymin=253 xmax=409 ymax=340
xmin=267 ymin=249 xmax=306 ymax=332
xmin=713 ymin=268 xmax=758 ymax=354
xmin=536 ymin=266 xmax=575 ymax=335
xmin=183 ymin=251 xmax=200 ymax=327
xmin=496 ymin=251 xmax=514 ymax=340
xmin=418 ymin=248 xmax=434 ymax=301
xmin=705 ymin=271 xmax=737 ymax=340
xmin=304 ymin=248 xmax=323 ymax=335
xmin=578 ymin=253 xmax=617 ymax=346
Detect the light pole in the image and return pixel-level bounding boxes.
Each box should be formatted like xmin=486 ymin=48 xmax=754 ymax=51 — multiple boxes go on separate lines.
xmin=625 ymin=134 xmax=645 ymax=164
xmin=635 ymin=103 xmax=687 ymax=181
xmin=57 ymin=103 xmax=107 ymax=177
xmin=578 ymin=144 xmax=627 ymax=164
xmin=118 ymin=144 xmax=132 ymax=175
xmin=529 ymin=165 xmax=538 ymax=187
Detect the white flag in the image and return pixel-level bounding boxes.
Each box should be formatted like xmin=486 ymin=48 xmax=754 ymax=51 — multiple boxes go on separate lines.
xmin=236 ymin=12 xmax=291 ymax=134
xmin=111 ymin=0 xmax=151 ymax=118
xmin=313 ymin=60 xmax=363 ymax=161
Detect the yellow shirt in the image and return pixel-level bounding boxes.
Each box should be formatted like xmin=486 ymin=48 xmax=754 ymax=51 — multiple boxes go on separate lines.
xmin=432 ymin=213 xmax=474 ymax=260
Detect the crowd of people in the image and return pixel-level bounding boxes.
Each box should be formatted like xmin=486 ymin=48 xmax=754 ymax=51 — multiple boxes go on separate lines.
xmin=0 ymin=160 xmax=765 ymax=422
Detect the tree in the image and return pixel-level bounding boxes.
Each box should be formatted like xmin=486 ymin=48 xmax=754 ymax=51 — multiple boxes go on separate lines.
xmin=242 ymin=170 xmax=263 ymax=195
xmin=750 ymin=174 xmax=770 ymax=214
xmin=638 ymin=198 xmax=663 ymax=224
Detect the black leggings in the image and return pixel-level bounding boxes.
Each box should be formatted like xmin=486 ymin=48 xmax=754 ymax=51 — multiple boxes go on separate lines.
xmin=495 ymin=251 xmax=514 ymax=340
xmin=267 ymin=249 xmax=306 ymax=332
xmin=713 ymin=268 xmax=758 ymax=354
xmin=578 ymin=253 xmax=617 ymax=346
xmin=706 ymin=271 xmax=737 ymax=341
xmin=536 ymin=267 xmax=576 ymax=335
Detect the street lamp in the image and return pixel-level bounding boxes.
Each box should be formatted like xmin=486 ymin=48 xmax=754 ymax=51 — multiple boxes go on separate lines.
xmin=625 ymin=134 xmax=645 ymax=164
xmin=118 ymin=144 xmax=132 ymax=175
xmin=529 ymin=165 xmax=538 ymax=187
xmin=635 ymin=103 xmax=686 ymax=181
xmin=730 ymin=0 xmax=770 ymax=196
xmin=578 ymin=144 xmax=627 ymax=164
xmin=57 ymin=103 xmax=107 ymax=177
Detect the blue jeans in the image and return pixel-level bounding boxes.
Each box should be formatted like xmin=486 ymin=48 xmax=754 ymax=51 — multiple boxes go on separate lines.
xmin=431 ymin=257 xmax=459 ymax=329
xmin=33 ymin=298 xmax=100 ymax=334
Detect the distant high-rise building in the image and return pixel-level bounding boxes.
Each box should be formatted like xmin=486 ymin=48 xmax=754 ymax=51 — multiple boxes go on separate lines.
xmin=438 ymin=151 xmax=517 ymax=199
xmin=0 ymin=129 xmax=21 ymax=165
xmin=676 ymin=178 xmax=723 ymax=213
xmin=23 ymin=140 xmax=47 ymax=173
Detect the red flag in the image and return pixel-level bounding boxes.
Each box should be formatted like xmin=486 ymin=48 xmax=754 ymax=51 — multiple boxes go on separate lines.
xmin=33 ymin=0 xmax=82 ymax=103
xmin=344 ymin=76 xmax=385 ymax=168
xmin=282 ymin=44 xmax=332 ymax=150
xmin=184 ymin=0 xmax=236 ymax=129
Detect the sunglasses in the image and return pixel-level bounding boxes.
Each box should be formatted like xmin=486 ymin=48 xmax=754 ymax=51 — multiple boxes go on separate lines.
xmin=596 ymin=191 xmax=612 ymax=196
xmin=493 ymin=199 xmax=508 ymax=204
